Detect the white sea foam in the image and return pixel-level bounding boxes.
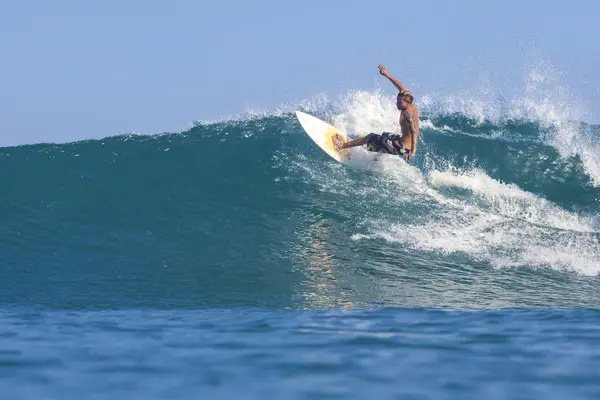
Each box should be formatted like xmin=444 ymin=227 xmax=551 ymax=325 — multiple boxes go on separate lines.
xmin=506 ymin=62 xmax=600 ymax=186
xmin=346 ymin=164 xmax=600 ymax=275
xmin=428 ymin=168 xmax=595 ymax=233
xmin=330 ymin=90 xmax=400 ymax=137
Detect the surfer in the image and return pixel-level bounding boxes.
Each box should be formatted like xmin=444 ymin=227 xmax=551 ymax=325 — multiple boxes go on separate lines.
xmin=334 ymin=64 xmax=419 ymax=162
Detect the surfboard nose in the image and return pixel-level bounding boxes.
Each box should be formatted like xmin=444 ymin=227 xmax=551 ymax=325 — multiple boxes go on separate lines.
xmin=295 ymin=110 xmax=350 ymax=163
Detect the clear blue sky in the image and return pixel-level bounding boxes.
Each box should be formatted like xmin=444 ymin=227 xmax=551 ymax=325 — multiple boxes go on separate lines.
xmin=1 ymin=0 xmax=599 ymax=146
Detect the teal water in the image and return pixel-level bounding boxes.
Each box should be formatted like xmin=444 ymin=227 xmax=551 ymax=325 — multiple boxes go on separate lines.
xmin=2 ymin=104 xmax=600 ymax=398
xmin=2 ymin=309 xmax=600 ymax=399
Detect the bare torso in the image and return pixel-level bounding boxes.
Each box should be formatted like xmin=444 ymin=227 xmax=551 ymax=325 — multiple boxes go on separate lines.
xmin=399 ymin=104 xmax=419 ymax=150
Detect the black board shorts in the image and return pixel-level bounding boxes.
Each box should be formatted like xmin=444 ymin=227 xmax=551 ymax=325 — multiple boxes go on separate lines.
xmin=366 ymin=133 xmax=411 ymax=156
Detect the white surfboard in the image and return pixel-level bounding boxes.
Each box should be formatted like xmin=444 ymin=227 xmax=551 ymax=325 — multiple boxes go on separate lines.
xmin=295 ymin=111 xmax=351 ymax=163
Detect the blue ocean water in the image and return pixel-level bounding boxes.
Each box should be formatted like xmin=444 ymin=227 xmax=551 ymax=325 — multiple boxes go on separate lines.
xmin=2 ymin=91 xmax=600 ymax=398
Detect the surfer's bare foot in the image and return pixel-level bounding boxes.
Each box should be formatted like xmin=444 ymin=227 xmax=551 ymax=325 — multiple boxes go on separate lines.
xmin=332 ymin=135 xmax=343 ymax=151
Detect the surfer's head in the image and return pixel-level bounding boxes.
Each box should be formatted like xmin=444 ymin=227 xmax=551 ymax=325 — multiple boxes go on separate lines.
xmin=397 ymin=90 xmax=414 ymax=110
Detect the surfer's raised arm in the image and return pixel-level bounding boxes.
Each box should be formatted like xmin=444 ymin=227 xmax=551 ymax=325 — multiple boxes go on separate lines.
xmin=378 ymin=64 xmax=406 ymax=93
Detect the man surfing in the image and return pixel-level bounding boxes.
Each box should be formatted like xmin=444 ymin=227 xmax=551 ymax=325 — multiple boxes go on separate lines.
xmin=334 ymin=64 xmax=419 ymax=162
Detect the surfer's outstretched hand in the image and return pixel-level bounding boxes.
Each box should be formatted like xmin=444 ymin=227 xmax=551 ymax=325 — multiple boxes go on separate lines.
xmin=378 ymin=64 xmax=389 ymax=76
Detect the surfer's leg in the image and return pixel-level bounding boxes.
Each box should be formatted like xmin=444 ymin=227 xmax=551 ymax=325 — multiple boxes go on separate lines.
xmin=335 ymin=134 xmax=371 ymax=151
xmin=332 ymin=134 xmax=372 ymax=151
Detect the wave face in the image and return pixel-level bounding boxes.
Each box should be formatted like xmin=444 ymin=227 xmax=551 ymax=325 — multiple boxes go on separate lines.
xmin=2 ymin=90 xmax=600 ymax=310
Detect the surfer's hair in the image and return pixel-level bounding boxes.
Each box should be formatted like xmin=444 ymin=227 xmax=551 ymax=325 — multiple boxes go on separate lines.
xmin=399 ymin=90 xmax=414 ymax=104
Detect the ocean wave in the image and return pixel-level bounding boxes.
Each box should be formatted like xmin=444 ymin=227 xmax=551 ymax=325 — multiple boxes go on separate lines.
xmin=2 ymin=84 xmax=599 ymax=293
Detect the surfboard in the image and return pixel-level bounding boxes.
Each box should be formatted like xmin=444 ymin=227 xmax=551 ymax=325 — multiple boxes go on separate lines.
xmin=295 ymin=111 xmax=351 ymax=163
